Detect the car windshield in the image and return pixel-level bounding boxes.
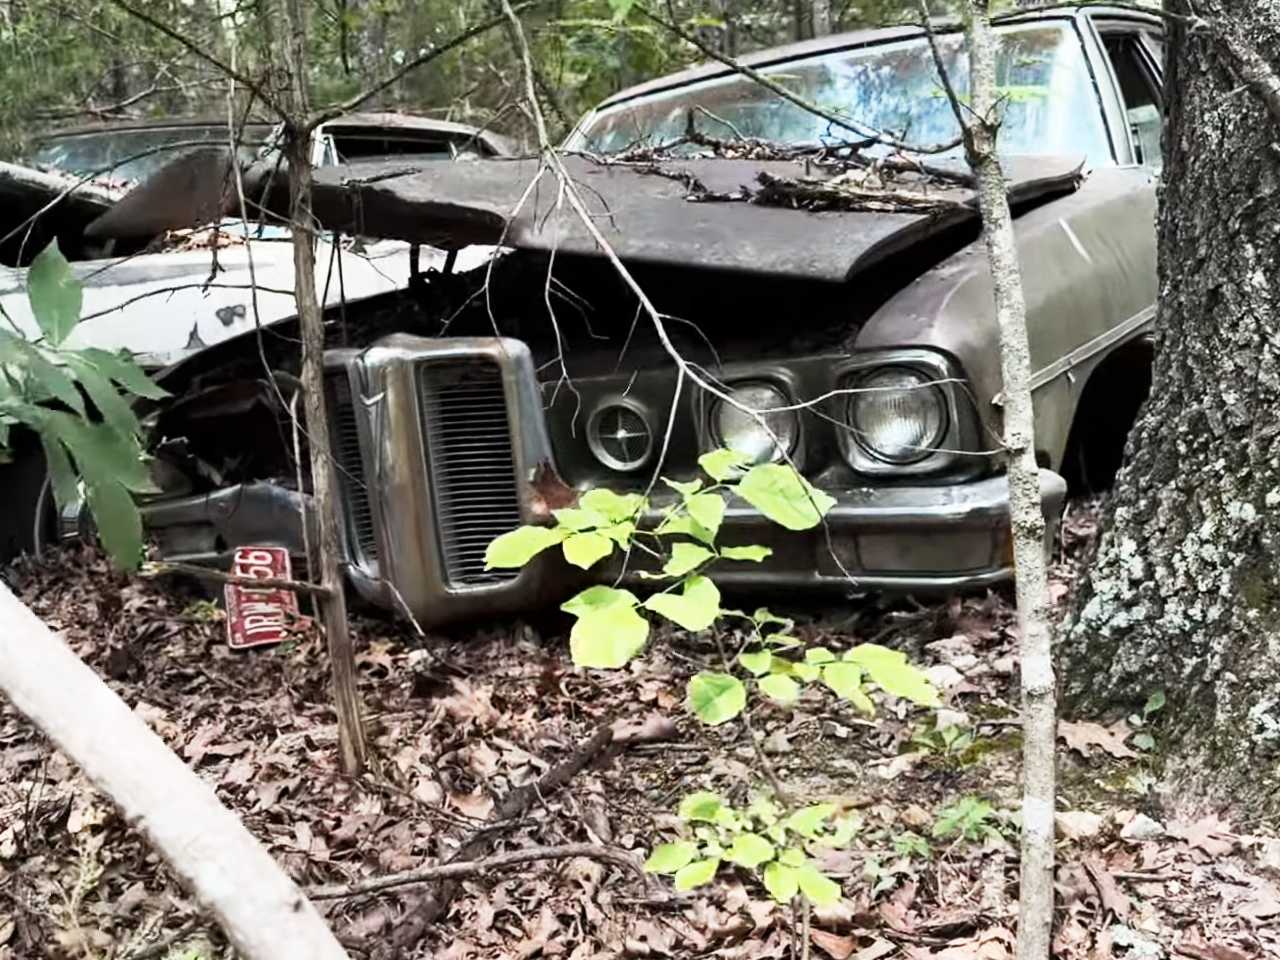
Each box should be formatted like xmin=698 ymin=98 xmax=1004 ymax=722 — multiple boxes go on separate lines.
xmin=568 ymin=22 xmax=1112 ymax=165
xmin=29 ymin=124 xmax=270 ymax=182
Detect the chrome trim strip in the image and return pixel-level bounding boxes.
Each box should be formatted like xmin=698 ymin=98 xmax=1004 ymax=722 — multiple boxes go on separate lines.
xmin=1029 ymin=303 xmax=1155 ymax=394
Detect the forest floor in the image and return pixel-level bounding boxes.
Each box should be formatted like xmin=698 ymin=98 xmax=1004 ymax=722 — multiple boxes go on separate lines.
xmin=3 ymin=498 xmax=1279 ymax=960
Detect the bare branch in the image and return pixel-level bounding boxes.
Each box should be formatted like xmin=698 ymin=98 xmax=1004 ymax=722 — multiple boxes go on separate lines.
xmin=310 ymin=3 xmax=542 ymax=128
xmin=306 ymin=843 xmax=642 ymax=900
xmin=141 ymin=561 xmax=332 ymax=598
xmin=634 ymin=4 xmax=962 ymax=155
xmin=106 ymin=0 xmax=285 ymax=119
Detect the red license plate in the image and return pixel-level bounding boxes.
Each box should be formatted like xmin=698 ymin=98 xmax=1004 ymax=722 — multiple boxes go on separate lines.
xmin=224 ymin=546 xmax=300 ymax=650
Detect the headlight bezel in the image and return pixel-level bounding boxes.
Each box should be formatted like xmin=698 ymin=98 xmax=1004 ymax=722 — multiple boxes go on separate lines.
xmin=836 ymin=350 xmax=967 ymax=478
xmin=698 ymin=372 xmax=805 ymax=469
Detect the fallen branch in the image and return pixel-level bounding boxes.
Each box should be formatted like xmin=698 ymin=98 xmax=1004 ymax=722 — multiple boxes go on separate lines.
xmin=380 ymin=722 xmax=617 ymax=956
xmin=307 ymin=843 xmax=641 ymax=900
xmin=0 ymin=582 xmax=348 ymax=959
xmin=141 ymin=560 xmax=333 ymax=598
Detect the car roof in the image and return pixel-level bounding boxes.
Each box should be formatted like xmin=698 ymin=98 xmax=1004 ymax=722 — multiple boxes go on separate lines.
xmin=592 ymin=4 xmax=1157 ymax=113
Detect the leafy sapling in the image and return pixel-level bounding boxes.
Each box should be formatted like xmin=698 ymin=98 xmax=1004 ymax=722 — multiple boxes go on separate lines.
xmin=931 ymin=795 xmax=1004 ymax=844
xmin=0 ymin=241 xmax=166 ymax=568
xmin=486 ymin=448 xmax=940 ymax=906
xmin=644 ymin=791 xmax=857 ymax=906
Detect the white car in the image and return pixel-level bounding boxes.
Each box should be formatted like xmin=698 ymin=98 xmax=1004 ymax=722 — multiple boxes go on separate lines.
xmin=0 ymin=114 xmax=510 ymax=559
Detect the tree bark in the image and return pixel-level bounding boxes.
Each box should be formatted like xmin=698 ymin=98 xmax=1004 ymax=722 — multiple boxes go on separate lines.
xmin=278 ymin=0 xmax=368 ymax=776
xmin=0 ymin=584 xmax=349 ymax=959
xmin=1062 ymin=1 xmax=1280 ymax=817
xmin=961 ymin=6 xmax=1056 ymax=957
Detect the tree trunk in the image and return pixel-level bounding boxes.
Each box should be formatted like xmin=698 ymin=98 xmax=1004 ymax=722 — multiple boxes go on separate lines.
xmin=1062 ymin=1 xmax=1280 ymax=816
xmin=278 ymin=0 xmax=369 ymax=776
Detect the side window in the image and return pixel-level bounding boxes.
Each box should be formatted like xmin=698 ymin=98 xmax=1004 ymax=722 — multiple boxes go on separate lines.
xmin=1103 ymin=33 xmax=1163 ymax=171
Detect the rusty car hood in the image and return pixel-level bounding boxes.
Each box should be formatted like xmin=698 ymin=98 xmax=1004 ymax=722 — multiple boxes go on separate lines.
xmin=308 ymin=154 xmax=1085 ymax=283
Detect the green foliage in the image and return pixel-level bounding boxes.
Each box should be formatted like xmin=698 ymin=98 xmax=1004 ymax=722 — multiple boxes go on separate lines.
xmin=645 ymin=792 xmax=857 ymax=905
xmin=1128 ymin=689 xmax=1166 ymax=752
xmin=489 ymin=450 xmax=938 ymax=906
xmin=931 ymin=796 xmax=1001 ymax=843
xmin=0 ymin=241 xmax=163 ymax=570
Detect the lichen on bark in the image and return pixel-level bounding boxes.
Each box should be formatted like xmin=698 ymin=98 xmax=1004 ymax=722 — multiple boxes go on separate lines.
xmin=1062 ymin=0 xmax=1280 ymax=816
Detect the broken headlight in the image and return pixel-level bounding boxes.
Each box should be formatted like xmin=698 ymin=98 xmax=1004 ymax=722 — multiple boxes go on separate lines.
xmin=709 ymin=382 xmax=799 ymax=465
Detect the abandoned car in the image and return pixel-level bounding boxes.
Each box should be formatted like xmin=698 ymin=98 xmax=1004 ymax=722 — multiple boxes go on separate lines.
xmin=0 ymin=114 xmax=509 ymax=558
xmin=4 ymin=6 xmax=1163 ymax=627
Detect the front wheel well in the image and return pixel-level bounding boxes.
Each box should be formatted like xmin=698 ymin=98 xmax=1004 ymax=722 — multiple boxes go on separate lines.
xmin=1060 ymin=335 xmax=1154 ymax=495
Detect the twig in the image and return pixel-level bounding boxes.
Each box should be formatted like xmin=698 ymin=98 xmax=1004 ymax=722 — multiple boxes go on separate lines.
xmin=378 ymin=722 xmax=617 ymax=955
xmin=306 ymin=843 xmax=641 ymax=900
xmin=141 ymin=561 xmax=331 ymax=597
xmin=106 ymin=0 xmax=283 ymax=118
xmin=635 ymin=4 xmax=961 ymax=155
xmin=310 ymin=3 xmax=542 ymax=127
xmin=127 ymin=919 xmax=200 ymax=960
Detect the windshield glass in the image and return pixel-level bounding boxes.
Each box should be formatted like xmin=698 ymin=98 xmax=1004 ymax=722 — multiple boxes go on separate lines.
xmin=29 ymin=124 xmax=270 ymax=182
xmin=569 ymin=22 xmax=1112 ymax=164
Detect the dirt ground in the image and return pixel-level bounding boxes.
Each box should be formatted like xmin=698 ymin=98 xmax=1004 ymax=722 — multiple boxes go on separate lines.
xmin=2 ymin=499 xmax=1279 ymax=960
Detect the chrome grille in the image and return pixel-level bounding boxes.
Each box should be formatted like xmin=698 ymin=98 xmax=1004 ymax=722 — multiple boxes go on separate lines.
xmin=418 ymin=361 xmax=522 ymax=586
xmin=327 ymin=373 xmax=378 ymax=564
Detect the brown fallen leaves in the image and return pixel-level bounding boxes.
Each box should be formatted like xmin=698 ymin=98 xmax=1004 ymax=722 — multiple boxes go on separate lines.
xmin=3 ymin=508 xmax=1280 ymax=959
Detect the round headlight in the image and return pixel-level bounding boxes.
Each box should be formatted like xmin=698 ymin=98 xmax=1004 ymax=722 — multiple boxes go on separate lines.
xmin=848 ymin=367 xmax=948 ymax=464
xmin=711 ymin=382 xmax=799 ymax=465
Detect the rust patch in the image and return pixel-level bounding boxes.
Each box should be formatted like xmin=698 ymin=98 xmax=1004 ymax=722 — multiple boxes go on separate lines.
xmin=528 ymin=462 xmax=579 ymax=520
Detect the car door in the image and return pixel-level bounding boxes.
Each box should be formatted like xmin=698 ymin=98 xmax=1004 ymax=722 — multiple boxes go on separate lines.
xmin=1092 ymin=17 xmax=1166 ymax=173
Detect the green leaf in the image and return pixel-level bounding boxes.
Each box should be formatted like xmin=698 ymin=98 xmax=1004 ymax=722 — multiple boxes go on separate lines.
xmin=698 ymin=448 xmax=749 ymax=481
xmin=673 ymin=858 xmax=720 ymax=891
xmin=580 ymin=488 xmax=645 ymax=522
xmin=2 ymin=338 xmax=84 ymax=415
xmin=790 ymin=662 xmax=819 ymax=683
xmin=738 ymin=650 xmax=773 ymax=676
xmin=721 ymin=545 xmax=771 ymax=562
xmin=561 ymin=585 xmax=637 ymax=616
xmin=662 ymin=476 xmax=702 ymax=496
xmin=569 ymin=602 xmax=649 ymax=669
xmin=654 ymin=513 xmax=716 ymax=545
xmin=758 ymin=673 xmax=800 ymax=704
xmin=62 ymin=354 xmax=140 ymax=439
xmin=27 ymin=241 xmax=81 ymax=346
xmin=786 ymin=804 xmax=836 ymax=839
xmin=846 ymin=644 xmax=940 ymax=707
xmin=79 ymin=348 xmax=168 ymax=400
xmin=663 ymin=542 xmax=714 ymax=577
xmin=736 ymin=464 xmax=835 ymax=531
xmin=84 ymin=477 xmax=142 ymax=570
xmin=827 ymin=816 xmax=859 ymax=846
xmin=727 ymin=832 xmax=775 ymax=869
xmin=779 ymin=848 xmax=805 ymax=867
xmin=562 ymin=531 xmax=614 ymax=569
xmin=821 ymin=661 xmax=865 ymax=701
xmin=687 ymin=672 xmax=746 ymax=726
xmin=685 ymin=493 xmax=726 ymax=538
xmin=805 ymin=647 xmax=836 ymax=665
xmin=678 ymin=791 xmax=724 ymax=822
xmin=796 ymin=865 xmax=842 ymax=906
xmin=552 ymin=506 xmax=606 ymax=531
xmin=644 ymin=841 xmax=698 ymax=874
xmin=762 ymin=862 xmax=798 ymax=902
xmin=1143 ymin=690 xmax=1166 ymax=717
xmin=643 ymin=575 xmax=720 ymax=631
xmin=1132 ymin=732 xmax=1156 ymax=752
xmin=485 ymin=526 xmax=564 ymax=569
xmin=601 ymin=521 xmax=635 ymax=545
xmin=38 ymin=430 xmax=78 ymax=507
xmin=45 ymin=411 xmax=155 ymax=493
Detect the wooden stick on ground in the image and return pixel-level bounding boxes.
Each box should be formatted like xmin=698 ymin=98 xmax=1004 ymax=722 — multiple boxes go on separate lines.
xmin=0 ymin=583 xmax=348 ymax=960
xmin=307 ymin=842 xmax=641 ymax=900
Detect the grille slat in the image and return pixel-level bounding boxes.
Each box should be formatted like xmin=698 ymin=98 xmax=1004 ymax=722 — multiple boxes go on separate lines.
xmin=328 ymin=373 xmax=378 ymax=565
xmin=419 ymin=361 xmax=522 ymax=587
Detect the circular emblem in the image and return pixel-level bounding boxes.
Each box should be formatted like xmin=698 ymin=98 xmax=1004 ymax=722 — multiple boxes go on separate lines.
xmin=588 ymin=401 xmax=654 ymax=472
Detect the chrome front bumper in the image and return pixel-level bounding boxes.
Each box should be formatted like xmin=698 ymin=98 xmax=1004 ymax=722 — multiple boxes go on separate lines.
xmin=624 ymin=469 xmax=1067 ymax=595
xmin=142 ymin=333 xmax=1066 ymax=624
